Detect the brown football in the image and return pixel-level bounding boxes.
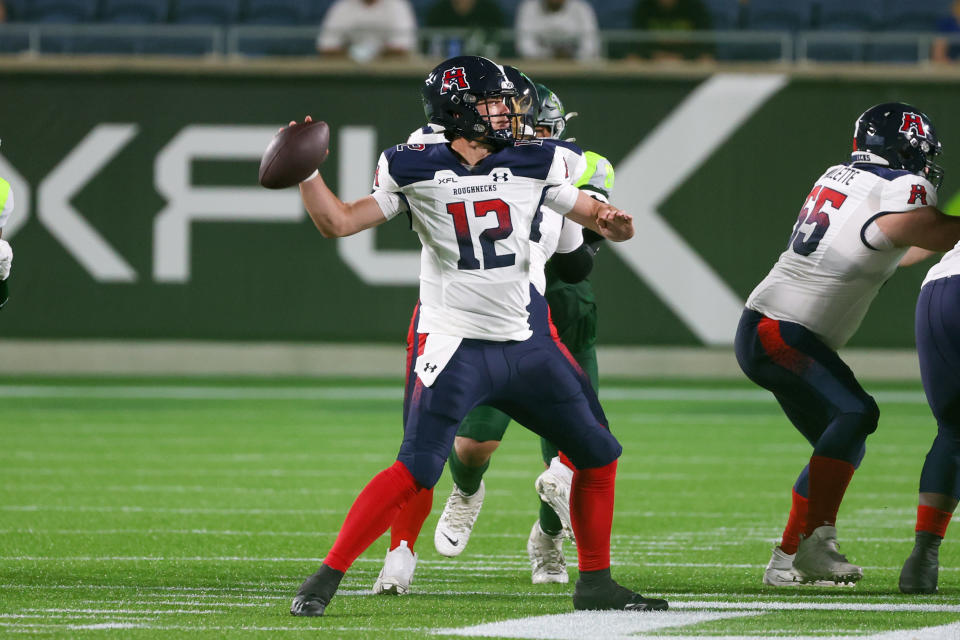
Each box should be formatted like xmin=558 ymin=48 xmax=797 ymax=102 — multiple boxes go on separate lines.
xmin=258 ymin=120 xmax=330 ymax=189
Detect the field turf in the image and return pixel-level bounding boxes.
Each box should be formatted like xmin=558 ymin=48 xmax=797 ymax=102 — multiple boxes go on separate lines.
xmin=1 ymin=376 xmax=958 ymax=639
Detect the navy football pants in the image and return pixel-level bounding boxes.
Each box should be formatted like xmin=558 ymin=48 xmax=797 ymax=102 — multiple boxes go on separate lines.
xmin=916 ymin=276 xmax=960 ymax=499
xmin=397 ymin=292 xmax=620 ymax=489
xmin=735 ymin=309 xmax=873 ymax=495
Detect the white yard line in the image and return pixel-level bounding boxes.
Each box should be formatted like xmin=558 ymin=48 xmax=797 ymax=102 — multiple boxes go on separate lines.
xmin=0 ymin=384 xmax=927 ymax=404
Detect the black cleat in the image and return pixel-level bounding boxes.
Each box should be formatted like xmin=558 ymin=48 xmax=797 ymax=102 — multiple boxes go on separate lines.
xmin=290 ymin=594 xmax=327 ymax=617
xmin=573 ymin=568 xmax=668 ymax=612
xmin=290 ymin=563 xmax=344 ymax=617
xmin=899 ymin=531 xmax=942 ymax=595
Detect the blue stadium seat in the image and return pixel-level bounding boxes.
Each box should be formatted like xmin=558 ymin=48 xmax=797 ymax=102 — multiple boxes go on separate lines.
xmin=243 ymin=0 xmax=311 ymax=25
xmin=171 ymin=0 xmax=241 ymax=25
xmin=701 ymin=0 xmax=738 ymax=29
xmin=409 ymin=0 xmax=433 ymax=25
xmin=102 ymin=0 xmax=170 ymax=23
xmin=881 ymin=0 xmax=949 ymax=32
xmin=815 ymin=0 xmax=878 ymax=30
xmin=495 ymin=0 xmax=520 ymax=25
xmin=304 ymin=0 xmax=337 ymax=23
xmin=587 ymin=0 xmax=633 ymax=29
xmin=742 ymin=0 xmax=813 ymax=31
xmin=0 ymin=30 xmax=31 ymax=51
xmin=4 ymin=0 xmax=29 ymax=21
xmin=28 ymin=0 xmax=99 ymax=22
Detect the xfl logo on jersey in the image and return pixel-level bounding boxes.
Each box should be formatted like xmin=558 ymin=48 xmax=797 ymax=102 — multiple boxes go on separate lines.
xmin=440 ymin=67 xmax=470 ymax=94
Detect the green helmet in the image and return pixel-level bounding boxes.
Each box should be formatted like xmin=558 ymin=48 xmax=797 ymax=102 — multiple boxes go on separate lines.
xmin=535 ymin=83 xmax=578 ymax=139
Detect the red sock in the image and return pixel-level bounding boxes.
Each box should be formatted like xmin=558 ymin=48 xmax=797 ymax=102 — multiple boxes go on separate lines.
xmin=324 ymin=460 xmax=420 ymax=572
xmin=390 ymin=487 xmax=434 ymax=552
xmin=780 ymin=489 xmax=808 ymax=555
xmin=570 ymin=460 xmax=617 ymax=571
xmin=803 ymin=455 xmax=855 ymax=536
xmin=917 ymin=504 xmax=952 ymax=538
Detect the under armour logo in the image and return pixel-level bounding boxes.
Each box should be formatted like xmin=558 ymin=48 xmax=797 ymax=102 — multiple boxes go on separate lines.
xmin=423 ymin=363 xmax=438 ymax=373
xmin=492 ymin=172 xmax=509 ymax=182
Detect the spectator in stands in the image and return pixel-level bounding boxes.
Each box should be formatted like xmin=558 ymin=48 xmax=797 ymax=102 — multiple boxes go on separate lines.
xmin=425 ymin=0 xmax=506 ymax=57
xmin=317 ymin=0 xmax=418 ymax=62
xmin=0 ymin=1 xmax=7 ymax=23
xmin=632 ymin=0 xmax=713 ymax=61
xmin=932 ymin=0 xmax=960 ymax=63
xmin=516 ymin=0 xmax=600 ymax=62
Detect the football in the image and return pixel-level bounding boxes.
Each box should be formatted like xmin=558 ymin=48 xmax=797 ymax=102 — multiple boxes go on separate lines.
xmin=258 ymin=120 xmax=330 ymax=189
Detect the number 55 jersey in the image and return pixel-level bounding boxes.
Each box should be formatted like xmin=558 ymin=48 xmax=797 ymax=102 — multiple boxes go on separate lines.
xmin=372 ymin=140 xmax=585 ymax=343
xmin=746 ymin=162 xmax=938 ymax=350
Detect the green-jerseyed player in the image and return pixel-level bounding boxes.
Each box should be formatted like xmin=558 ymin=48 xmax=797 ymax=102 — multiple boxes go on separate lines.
xmin=433 ymin=84 xmax=615 ymax=584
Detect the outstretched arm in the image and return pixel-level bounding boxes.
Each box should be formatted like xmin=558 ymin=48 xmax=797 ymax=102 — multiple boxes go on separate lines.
xmin=564 ymin=190 xmax=634 ymax=242
xmin=875 ymin=206 xmax=960 ymax=252
xmin=299 ymin=174 xmax=387 ymax=238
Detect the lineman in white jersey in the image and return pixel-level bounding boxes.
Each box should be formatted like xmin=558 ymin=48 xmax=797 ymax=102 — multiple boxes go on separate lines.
xmin=288 ymin=56 xmax=668 ymax=617
xmin=735 ymin=102 xmax=960 ymax=587
xmin=897 ymin=240 xmax=960 ymax=594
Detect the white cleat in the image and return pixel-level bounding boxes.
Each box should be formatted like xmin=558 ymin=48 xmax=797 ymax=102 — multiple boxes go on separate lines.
xmin=372 ymin=540 xmax=418 ymax=595
xmin=793 ymin=526 xmax=862 ymax=585
xmin=527 ymin=520 xmax=568 ymax=584
xmin=763 ymin=546 xmax=801 ymax=586
xmin=535 ymin=457 xmax=575 ymax=542
xmin=764 ymin=546 xmax=856 ymax=587
xmin=434 ymin=481 xmax=485 ymax=557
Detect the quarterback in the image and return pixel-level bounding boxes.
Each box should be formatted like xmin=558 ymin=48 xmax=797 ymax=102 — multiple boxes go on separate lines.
xmin=736 ymin=103 xmax=960 ymax=586
xmin=288 ymin=56 xmax=667 ymax=616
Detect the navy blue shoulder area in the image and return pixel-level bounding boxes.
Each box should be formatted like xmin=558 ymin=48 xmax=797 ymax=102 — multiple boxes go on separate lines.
xmin=383 ymin=143 xmax=455 ymax=188
xmin=478 ymin=141 xmax=565 ymax=181
xmin=847 ymin=163 xmax=912 ymax=182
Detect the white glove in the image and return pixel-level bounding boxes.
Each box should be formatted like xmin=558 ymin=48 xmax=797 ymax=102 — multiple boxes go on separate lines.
xmin=0 ymin=239 xmax=12 ymax=281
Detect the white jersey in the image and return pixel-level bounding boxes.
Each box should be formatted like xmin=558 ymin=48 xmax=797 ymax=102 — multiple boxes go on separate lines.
xmin=406 ymin=125 xmax=586 ymax=296
xmin=372 ymin=139 xmax=582 ymax=341
xmin=746 ymin=161 xmax=937 ymax=350
xmin=923 ymin=239 xmax=960 ymax=286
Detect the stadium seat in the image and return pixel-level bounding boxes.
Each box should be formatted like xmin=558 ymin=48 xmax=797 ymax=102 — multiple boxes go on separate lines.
xmin=101 ymin=0 xmax=170 ymax=23
xmin=587 ymin=0 xmax=633 ymax=30
xmin=880 ymin=0 xmax=949 ymax=32
xmin=4 ymin=0 xmax=29 ymax=21
xmin=494 ymin=0 xmax=520 ymax=25
xmin=0 ymin=30 xmax=30 ymax=52
xmin=815 ymin=0 xmax=878 ymax=30
xmin=700 ymin=0 xmax=739 ymax=30
xmin=304 ymin=0 xmax=337 ymax=23
xmin=171 ymin=0 xmax=241 ymax=25
xmin=243 ymin=0 xmax=311 ymax=25
xmin=742 ymin=0 xmax=813 ymax=31
xmin=28 ymin=0 xmax=99 ymax=22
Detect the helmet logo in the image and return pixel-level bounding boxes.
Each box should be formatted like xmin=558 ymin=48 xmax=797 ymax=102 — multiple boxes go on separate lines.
xmin=440 ymin=67 xmax=470 ymax=95
xmin=900 ymin=112 xmax=927 ymax=137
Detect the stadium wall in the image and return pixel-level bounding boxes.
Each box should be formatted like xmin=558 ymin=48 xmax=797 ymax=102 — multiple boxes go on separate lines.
xmin=0 ymin=59 xmax=955 ymax=376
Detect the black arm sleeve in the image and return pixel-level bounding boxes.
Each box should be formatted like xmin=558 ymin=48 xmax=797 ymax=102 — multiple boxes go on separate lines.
xmin=549 ymin=244 xmax=594 ymax=284
xmin=0 ymin=278 xmax=8 ymax=310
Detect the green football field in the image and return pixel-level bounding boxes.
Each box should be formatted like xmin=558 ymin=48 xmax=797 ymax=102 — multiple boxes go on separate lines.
xmin=2 ymin=376 xmax=958 ymax=639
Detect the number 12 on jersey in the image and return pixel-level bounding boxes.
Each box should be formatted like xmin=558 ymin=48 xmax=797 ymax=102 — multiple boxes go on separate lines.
xmin=789 ymin=185 xmax=847 ymax=256
xmin=446 ymin=198 xmax=516 ymax=270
